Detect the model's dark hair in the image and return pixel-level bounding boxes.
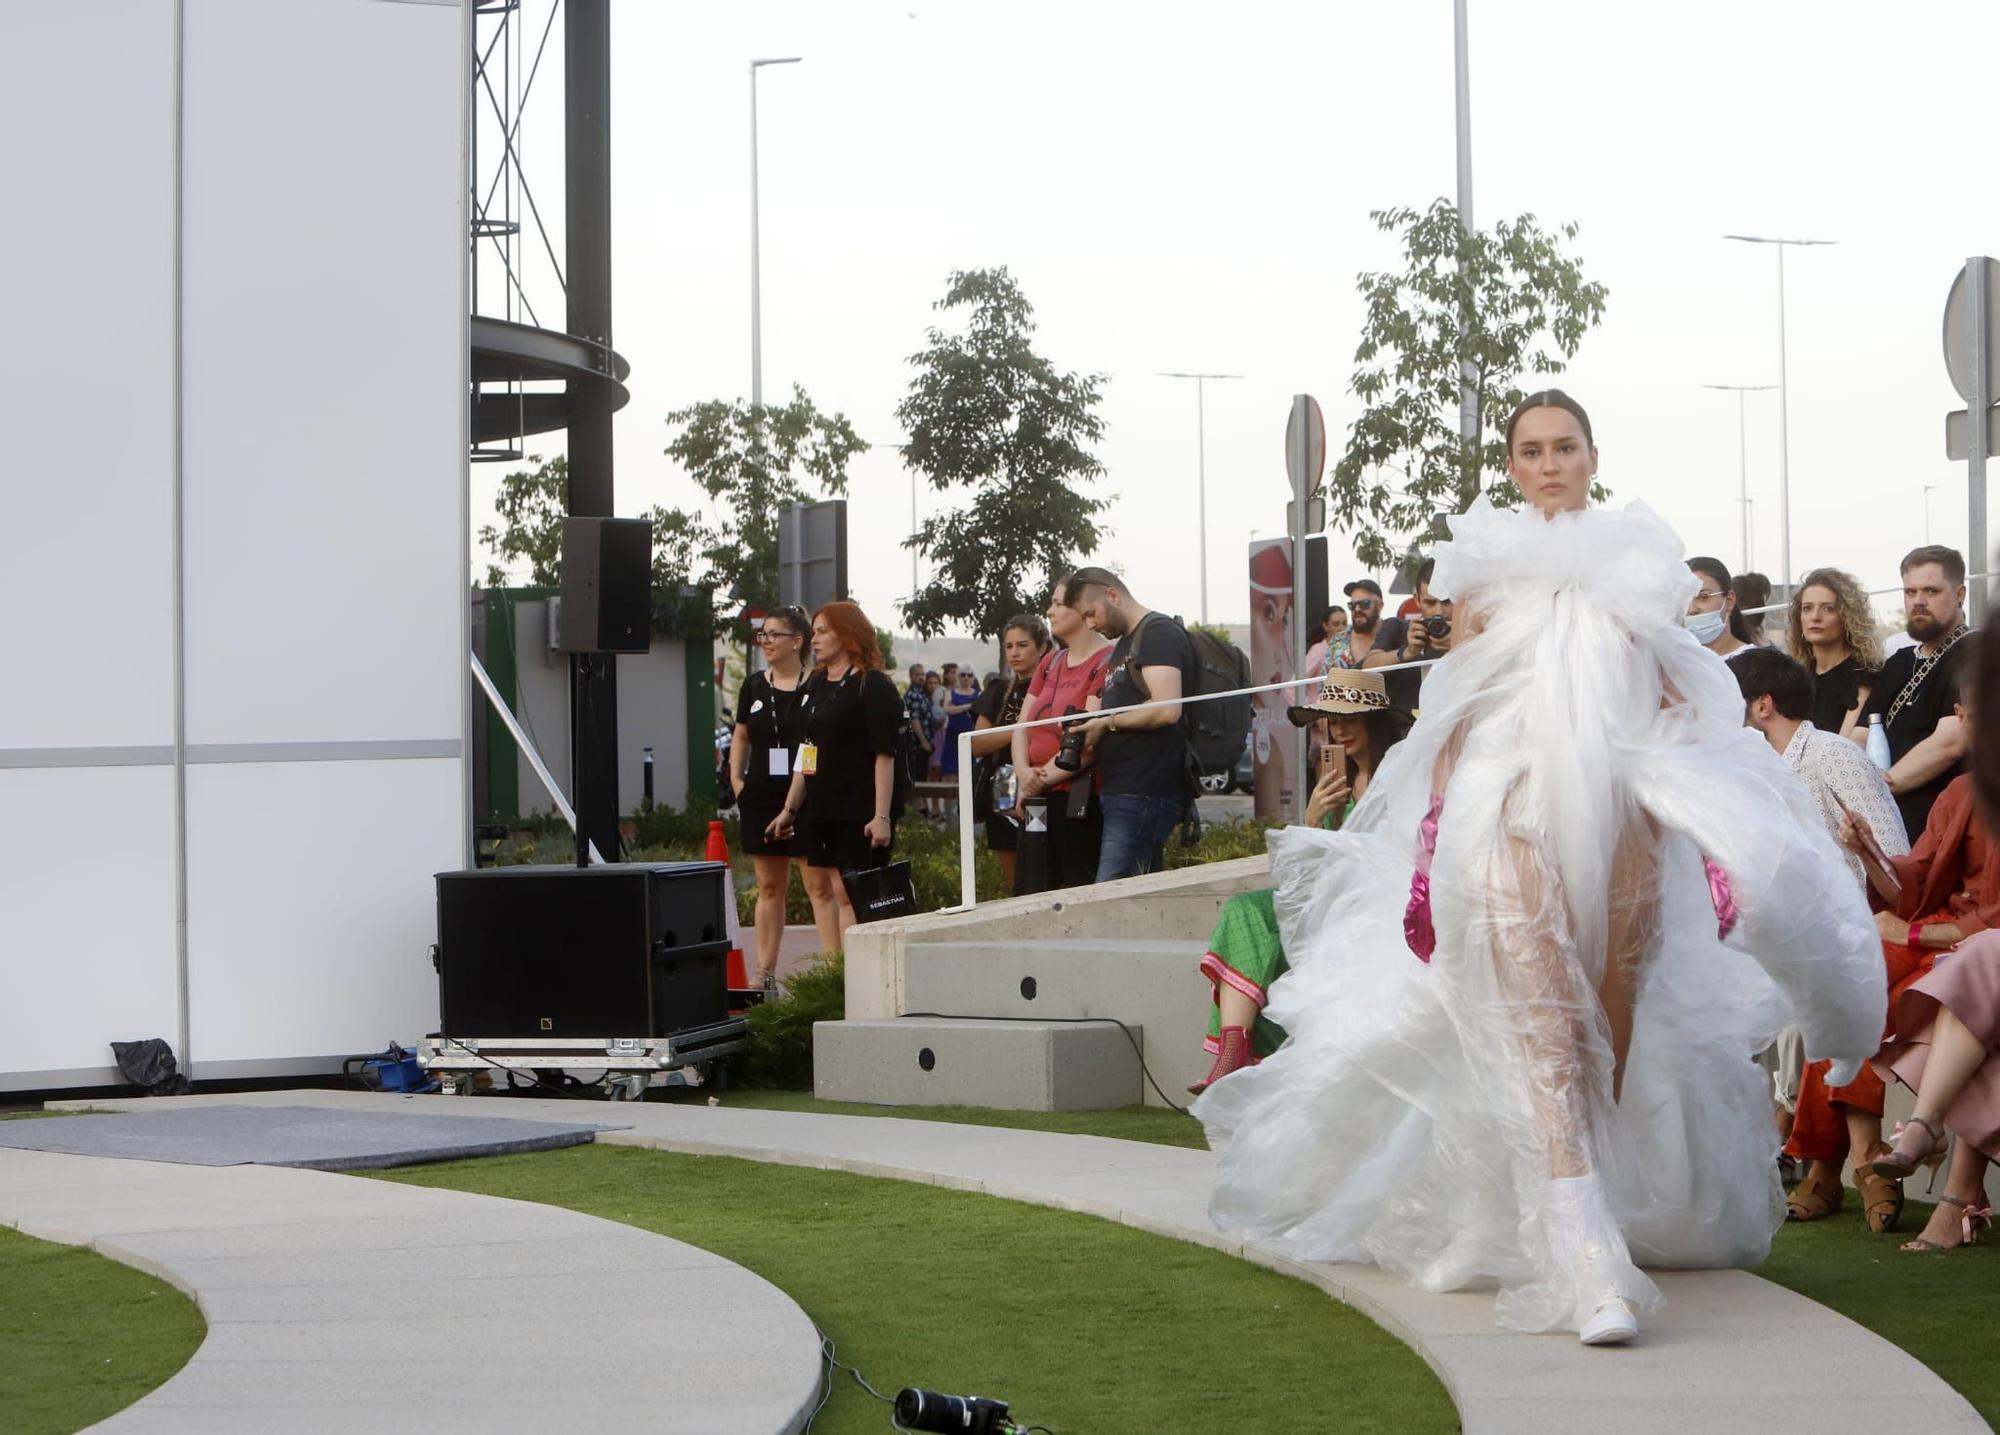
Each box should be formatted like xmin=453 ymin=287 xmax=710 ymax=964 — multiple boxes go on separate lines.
xmin=1504 ymin=388 xmax=1594 ymax=452
xmin=1688 ymin=556 xmax=1753 ymax=644
xmin=1731 ymin=646 xmax=1814 ymax=723
xmin=1901 ymin=544 xmax=1968 ymax=589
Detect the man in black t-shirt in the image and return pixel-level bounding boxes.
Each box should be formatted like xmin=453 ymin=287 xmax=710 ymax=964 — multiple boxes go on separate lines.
xmin=1859 ymin=545 xmax=1974 ymax=840
xmin=1064 ymin=565 xmax=1196 ymax=882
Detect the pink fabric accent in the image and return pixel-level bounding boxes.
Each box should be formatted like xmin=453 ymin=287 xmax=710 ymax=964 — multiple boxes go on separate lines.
xmin=1404 ymin=795 xmax=1444 ymax=963
xmin=1703 ymin=855 xmax=1739 ymax=941
xmin=1200 ymin=951 xmax=1268 ymax=1008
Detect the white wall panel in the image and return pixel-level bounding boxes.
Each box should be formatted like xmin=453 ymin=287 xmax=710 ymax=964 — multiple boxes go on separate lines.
xmin=184 ymin=758 xmax=457 ymax=1064
xmin=180 ymin=0 xmax=464 ymax=746
xmin=0 ymin=767 xmax=179 ymax=1085
xmin=0 ymin=1 xmax=176 ymax=749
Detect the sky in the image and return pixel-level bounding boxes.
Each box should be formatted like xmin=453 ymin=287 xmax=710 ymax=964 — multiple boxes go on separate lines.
xmin=472 ymin=0 xmax=2000 ymax=634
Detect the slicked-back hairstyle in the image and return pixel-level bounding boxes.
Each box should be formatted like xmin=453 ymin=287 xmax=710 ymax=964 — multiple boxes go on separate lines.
xmin=1504 ymin=388 xmax=1595 ymax=453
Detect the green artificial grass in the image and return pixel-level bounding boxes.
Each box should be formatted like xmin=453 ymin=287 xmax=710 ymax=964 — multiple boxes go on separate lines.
xmin=1758 ymin=1200 xmax=2000 ymax=1423
xmin=0 ymin=1227 xmax=205 ymax=1435
xmin=379 ymin=1144 xmax=1455 ymax=1434
xmin=669 ymin=1087 xmax=1210 ymax=1149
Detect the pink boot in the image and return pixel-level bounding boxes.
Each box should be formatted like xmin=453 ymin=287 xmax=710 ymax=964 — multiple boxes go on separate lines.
xmin=1189 ymin=1026 xmax=1253 ymax=1096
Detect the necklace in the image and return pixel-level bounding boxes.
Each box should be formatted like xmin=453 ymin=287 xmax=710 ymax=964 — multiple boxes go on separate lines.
xmin=1887 ymin=623 xmax=1969 ymax=727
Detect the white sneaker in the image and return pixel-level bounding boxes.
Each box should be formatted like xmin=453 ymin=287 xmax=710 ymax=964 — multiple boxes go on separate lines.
xmin=1579 ymin=1295 xmax=1637 ymax=1347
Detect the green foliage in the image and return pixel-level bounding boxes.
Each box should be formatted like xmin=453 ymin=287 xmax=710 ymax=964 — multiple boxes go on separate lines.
xmin=664 ymin=386 xmax=867 ymax=627
xmin=1168 ymin=818 xmax=1280 ymax=868
xmin=628 ymin=796 xmax=721 ymax=853
xmin=874 ymin=626 xmax=897 ymax=669
xmin=898 ymin=268 xmax=1109 ymax=639
xmin=1186 ymin=621 xmax=1236 ymax=649
xmin=738 ymin=952 xmax=845 ymax=1089
xmin=1328 ymin=200 xmax=1611 ymax=569
xmin=477 ymin=454 xmax=714 ymax=640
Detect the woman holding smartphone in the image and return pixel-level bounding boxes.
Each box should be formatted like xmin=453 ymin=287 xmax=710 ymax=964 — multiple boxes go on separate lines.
xmin=1189 ymin=669 xmax=1411 ymax=1095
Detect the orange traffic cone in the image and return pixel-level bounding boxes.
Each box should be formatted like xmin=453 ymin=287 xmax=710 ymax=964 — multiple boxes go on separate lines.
xmin=707 ymin=820 xmax=751 ymax=995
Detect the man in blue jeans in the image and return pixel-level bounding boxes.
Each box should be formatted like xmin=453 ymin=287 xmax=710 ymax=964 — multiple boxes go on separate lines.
xmin=1066 ymin=566 xmax=1195 ymax=881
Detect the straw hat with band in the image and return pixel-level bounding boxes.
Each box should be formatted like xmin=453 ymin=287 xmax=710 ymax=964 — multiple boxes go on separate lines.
xmin=1288 ymin=667 xmax=1391 ymax=726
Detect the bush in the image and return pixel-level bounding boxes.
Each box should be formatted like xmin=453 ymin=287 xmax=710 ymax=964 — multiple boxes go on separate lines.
xmin=738 ymin=952 xmax=844 ymax=1089
xmin=1168 ymin=816 xmax=1279 ymax=868
xmin=629 ymin=796 xmax=724 ymax=854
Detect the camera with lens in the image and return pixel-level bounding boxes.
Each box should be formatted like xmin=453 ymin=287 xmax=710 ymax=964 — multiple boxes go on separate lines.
xmin=1051 ymin=705 xmax=1089 ymax=772
xmin=1422 ymin=614 xmax=1451 ymax=639
xmin=895 ymin=1388 xmax=1017 ymax=1435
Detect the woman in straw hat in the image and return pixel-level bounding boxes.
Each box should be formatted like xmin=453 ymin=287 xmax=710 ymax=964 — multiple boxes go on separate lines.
xmin=1195 ymin=390 xmax=1882 ymax=1347
xmin=1190 ymin=668 xmax=1411 ymax=1095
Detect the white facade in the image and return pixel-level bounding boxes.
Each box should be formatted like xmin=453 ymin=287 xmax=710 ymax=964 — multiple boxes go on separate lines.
xmin=0 ymin=0 xmax=468 ymax=1088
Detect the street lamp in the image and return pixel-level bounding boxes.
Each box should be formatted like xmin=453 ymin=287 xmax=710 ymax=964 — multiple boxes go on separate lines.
xmin=1723 ymin=232 xmax=1835 ymax=595
xmin=1701 ymin=382 xmax=1776 ymax=575
xmin=749 ymin=56 xmax=802 ymax=407
xmin=1452 ymin=0 xmax=1478 ymax=452
xmin=1159 ymin=371 xmax=1241 ymax=624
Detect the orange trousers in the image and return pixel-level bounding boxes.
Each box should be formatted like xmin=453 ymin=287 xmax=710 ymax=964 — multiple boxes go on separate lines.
xmin=1785 ymin=921 xmax=1942 ymax=1164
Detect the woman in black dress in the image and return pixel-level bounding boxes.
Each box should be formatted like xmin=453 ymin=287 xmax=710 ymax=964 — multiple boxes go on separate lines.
xmin=730 ymin=606 xmax=832 ymax=986
xmin=970 ymin=614 xmax=1053 ymax=893
xmin=767 ymin=600 xmax=903 ymax=945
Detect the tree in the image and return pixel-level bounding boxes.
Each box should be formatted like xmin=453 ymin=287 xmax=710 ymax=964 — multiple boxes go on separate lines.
xmin=664 ymin=385 xmax=866 ymax=626
xmin=1326 ymin=201 xmax=1610 ymax=569
xmin=897 ymin=268 xmax=1109 ymax=639
xmin=478 ymin=455 xmax=567 ymax=587
xmin=477 ymin=455 xmax=709 ymax=638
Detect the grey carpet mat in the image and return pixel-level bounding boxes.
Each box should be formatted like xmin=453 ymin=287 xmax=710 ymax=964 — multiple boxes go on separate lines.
xmin=0 ymin=1105 xmax=625 ymax=1171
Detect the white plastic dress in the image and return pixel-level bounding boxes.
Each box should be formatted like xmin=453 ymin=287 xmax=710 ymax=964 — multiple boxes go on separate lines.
xmin=1195 ymin=498 xmax=1885 ymax=1334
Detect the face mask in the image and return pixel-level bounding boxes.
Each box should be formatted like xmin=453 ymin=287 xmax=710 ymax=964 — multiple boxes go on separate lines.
xmin=1685 ymin=609 xmax=1727 ymax=645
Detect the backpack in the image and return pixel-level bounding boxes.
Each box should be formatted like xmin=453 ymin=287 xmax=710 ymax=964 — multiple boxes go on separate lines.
xmin=1128 ymin=614 xmax=1251 ymax=776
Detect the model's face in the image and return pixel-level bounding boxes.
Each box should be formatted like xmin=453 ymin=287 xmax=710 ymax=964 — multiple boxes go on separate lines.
xmin=1797 ymin=585 xmax=1846 ymax=647
xmin=1506 ymin=407 xmax=1595 ymax=515
xmin=1003 ymin=629 xmax=1041 ymax=676
xmin=1904 ymin=564 xmax=1965 ymax=642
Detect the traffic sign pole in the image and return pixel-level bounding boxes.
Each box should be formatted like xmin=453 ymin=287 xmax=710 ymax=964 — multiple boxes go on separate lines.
xmin=1971 ymin=258 xmax=1990 ymax=626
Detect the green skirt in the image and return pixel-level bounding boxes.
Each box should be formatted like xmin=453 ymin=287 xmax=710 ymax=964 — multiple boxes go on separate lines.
xmin=1201 ymin=888 xmax=1289 ymax=1058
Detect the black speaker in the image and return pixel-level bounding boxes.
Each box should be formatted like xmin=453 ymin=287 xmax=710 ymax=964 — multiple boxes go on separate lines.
xmin=435 ymin=863 xmax=730 ymax=1038
xmin=559 ymin=516 xmax=652 ymax=653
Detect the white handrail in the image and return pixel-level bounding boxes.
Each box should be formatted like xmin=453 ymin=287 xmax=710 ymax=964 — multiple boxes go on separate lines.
xmin=952 ymin=652 xmax=1442 ymax=909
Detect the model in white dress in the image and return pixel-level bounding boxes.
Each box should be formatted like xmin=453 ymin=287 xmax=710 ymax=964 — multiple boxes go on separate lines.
xmin=1194 ymin=394 xmax=1884 ymax=1344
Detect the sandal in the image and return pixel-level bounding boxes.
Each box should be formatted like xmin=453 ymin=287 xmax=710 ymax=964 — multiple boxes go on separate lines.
xmin=1852 ymin=1148 xmax=1905 ymax=1234
xmin=1900 ymin=1195 xmax=1993 ymax=1252
xmin=1870 ymin=1116 xmax=1948 ymax=1188
xmin=1785 ymin=1163 xmax=1844 ymax=1223
xmin=1188 ymin=1026 xmax=1253 ymax=1096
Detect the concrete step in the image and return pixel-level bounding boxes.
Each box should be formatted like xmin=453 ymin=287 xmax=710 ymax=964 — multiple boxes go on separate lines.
xmin=814 ymin=1017 xmax=1142 ymax=1111
xmin=898 ymin=939 xmax=1211 ymax=1106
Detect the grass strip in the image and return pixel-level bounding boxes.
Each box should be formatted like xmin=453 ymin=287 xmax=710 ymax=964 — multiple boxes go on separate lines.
xmin=673 ymin=1088 xmax=1209 ymax=1148
xmin=1758 ymin=1200 xmax=1999 ymax=1424
xmin=379 ymin=1143 xmax=1453 ymax=1434
xmin=0 ymin=1227 xmax=205 ymax=1435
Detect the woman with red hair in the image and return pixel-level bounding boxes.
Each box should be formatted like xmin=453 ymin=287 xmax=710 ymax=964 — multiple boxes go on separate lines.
xmin=768 ymin=601 xmax=903 ymax=943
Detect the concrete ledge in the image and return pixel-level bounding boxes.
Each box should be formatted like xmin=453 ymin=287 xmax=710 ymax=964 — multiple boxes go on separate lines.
xmin=0 ymin=1141 xmax=822 ymax=1433
xmin=58 ymin=1091 xmax=1991 ymax=1434
xmin=814 ymin=1016 xmax=1141 ymax=1110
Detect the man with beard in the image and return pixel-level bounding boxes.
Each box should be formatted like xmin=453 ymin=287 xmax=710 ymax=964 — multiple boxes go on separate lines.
xmin=1066 ymin=566 xmax=1197 ymax=881
xmin=1379 ymin=556 xmax=1454 ymax=711
xmin=1333 ymin=578 xmax=1402 ymax=669
xmin=1859 ymin=545 xmax=1974 ymax=841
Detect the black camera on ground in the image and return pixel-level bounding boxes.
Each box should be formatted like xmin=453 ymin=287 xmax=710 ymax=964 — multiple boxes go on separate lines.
xmin=895 ymin=1388 xmax=1015 ymax=1435
xmin=1052 ymin=706 xmax=1088 ymax=772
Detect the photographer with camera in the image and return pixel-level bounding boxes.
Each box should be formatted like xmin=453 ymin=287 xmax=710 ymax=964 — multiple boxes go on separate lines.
xmin=1378 ymin=556 xmax=1454 ymax=711
xmin=1064 ymin=566 xmax=1197 ymax=882
xmin=1012 ymin=587 xmax=1114 ymax=890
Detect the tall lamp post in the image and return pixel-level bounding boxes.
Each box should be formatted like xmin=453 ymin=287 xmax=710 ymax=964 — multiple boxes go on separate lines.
xmin=1723 ymin=233 xmax=1835 ymax=595
xmin=1452 ymin=0 xmax=1478 ymax=454
xmin=1159 ymin=371 xmax=1240 ymax=624
xmin=749 ymin=55 xmax=802 ymax=406
xmin=1701 ymin=382 xmax=1775 ymax=575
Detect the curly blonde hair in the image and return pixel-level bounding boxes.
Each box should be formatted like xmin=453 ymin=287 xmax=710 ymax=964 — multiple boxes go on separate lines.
xmin=1785 ymin=567 xmax=1882 ymax=671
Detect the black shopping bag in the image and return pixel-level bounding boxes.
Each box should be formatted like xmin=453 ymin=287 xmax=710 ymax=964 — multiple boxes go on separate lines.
xmin=841 ymin=858 xmax=918 ymax=924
